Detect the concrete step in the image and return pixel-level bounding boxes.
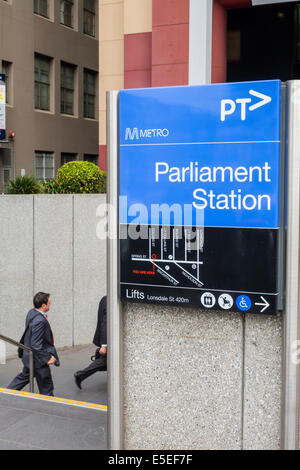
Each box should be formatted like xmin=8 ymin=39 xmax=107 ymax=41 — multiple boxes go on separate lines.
xmin=0 ymin=389 xmax=107 ymax=450
xmin=0 ymin=344 xmax=107 ymax=450
xmin=0 ymin=387 xmax=107 ymax=412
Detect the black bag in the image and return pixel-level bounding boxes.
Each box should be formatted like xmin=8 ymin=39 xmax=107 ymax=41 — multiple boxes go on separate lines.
xmin=18 ymin=339 xmax=25 ymax=358
xmin=90 ymin=348 xmax=101 ymax=362
xmin=18 ymin=318 xmax=34 ymax=358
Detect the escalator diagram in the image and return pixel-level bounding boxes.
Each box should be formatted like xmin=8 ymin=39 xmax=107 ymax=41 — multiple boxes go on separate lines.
xmin=120 ymin=224 xmax=278 ymax=314
xmin=128 ymin=226 xmax=204 ymax=288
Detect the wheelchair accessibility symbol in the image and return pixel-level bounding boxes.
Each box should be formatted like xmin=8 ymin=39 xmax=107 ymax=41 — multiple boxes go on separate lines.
xmin=236 ymin=295 xmax=251 ymax=311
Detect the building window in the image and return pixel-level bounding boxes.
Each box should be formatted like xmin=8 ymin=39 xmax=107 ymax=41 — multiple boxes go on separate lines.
xmin=60 ymin=0 xmax=74 ymax=28
xmin=34 ymin=0 xmax=49 ymax=18
xmin=61 ymin=62 xmax=75 ymax=115
xmin=83 ymin=0 xmax=95 ymax=37
xmin=2 ymin=149 xmax=12 ymax=188
xmin=84 ymin=69 xmax=96 ymax=119
xmin=35 ymin=151 xmax=55 ymax=180
xmin=2 ymin=61 xmax=12 ymax=104
xmin=61 ymin=152 xmax=77 ymax=166
xmin=3 ymin=168 xmax=11 ymax=187
xmin=35 ymin=54 xmax=51 ymax=111
xmin=84 ymin=154 xmax=98 ymax=165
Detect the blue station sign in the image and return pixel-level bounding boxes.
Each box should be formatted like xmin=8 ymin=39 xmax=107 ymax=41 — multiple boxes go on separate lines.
xmin=120 ymin=80 xmax=281 ymax=229
xmin=119 ymin=80 xmax=283 ymax=315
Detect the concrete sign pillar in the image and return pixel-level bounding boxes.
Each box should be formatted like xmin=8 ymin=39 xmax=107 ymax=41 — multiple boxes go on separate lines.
xmin=106 ymin=81 xmax=300 ymax=450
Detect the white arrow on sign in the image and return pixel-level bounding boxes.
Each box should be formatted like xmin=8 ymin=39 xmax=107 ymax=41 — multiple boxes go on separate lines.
xmin=254 ymin=296 xmax=270 ymax=313
xmin=248 ymin=90 xmax=272 ymax=111
xmin=221 ymin=89 xmax=272 ymax=121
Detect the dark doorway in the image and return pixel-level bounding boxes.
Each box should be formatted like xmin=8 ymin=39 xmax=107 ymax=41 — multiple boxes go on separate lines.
xmin=227 ymin=2 xmax=300 ymax=82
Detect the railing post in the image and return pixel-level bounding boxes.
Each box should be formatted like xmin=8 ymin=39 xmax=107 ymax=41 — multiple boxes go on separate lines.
xmin=29 ymin=351 xmax=34 ymax=393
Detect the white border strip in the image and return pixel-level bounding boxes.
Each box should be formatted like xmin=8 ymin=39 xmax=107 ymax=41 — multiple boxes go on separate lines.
xmin=121 ymin=141 xmax=280 ymax=147
xmin=120 ymin=223 xmax=280 ymax=230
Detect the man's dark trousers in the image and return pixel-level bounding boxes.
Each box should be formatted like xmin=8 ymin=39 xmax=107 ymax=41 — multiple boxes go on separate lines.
xmin=8 ymin=365 xmax=54 ymax=396
xmin=75 ymin=355 xmax=107 ymax=382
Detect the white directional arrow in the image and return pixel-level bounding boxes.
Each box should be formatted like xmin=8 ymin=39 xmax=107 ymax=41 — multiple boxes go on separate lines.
xmin=255 ymin=296 xmax=270 ymax=313
xmin=248 ymin=90 xmax=272 ymax=111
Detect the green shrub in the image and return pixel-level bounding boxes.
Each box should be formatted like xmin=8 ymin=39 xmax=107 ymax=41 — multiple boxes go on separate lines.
xmin=38 ymin=179 xmax=63 ymax=194
xmin=99 ymin=171 xmax=106 ymax=193
xmin=56 ymin=161 xmax=106 ymax=194
xmin=5 ymin=175 xmax=40 ymax=194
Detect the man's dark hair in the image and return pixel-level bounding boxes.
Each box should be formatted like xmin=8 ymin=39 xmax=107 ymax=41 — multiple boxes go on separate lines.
xmin=33 ymin=292 xmax=50 ymax=309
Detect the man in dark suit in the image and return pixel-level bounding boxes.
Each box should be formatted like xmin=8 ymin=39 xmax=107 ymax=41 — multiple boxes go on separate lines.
xmin=7 ymin=292 xmax=60 ymax=396
xmin=74 ymin=296 xmax=107 ymax=389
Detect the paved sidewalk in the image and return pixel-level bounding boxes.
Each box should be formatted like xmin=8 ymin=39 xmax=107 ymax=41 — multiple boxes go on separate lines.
xmin=0 ymin=345 xmax=107 ymax=450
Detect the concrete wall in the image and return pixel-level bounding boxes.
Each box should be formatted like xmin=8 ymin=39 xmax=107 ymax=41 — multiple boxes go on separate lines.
xmin=123 ymin=304 xmax=282 ymax=450
xmin=0 ymin=194 xmax=106 ymax=359
xmin=0 ymin=194 xmax=283 ymax=448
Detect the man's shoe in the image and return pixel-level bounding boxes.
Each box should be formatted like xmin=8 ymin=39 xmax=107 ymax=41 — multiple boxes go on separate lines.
xmin=74 ymin=373 xmax=82 ymax=390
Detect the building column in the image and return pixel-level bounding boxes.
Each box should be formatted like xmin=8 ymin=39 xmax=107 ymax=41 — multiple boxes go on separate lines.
xmin=189 ymin=0 xmax=213 ymax=85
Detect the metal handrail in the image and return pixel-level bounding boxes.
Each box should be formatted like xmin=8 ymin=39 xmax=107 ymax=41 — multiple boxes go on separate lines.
xmin=0 ymin=334 xmax=34 ymax=393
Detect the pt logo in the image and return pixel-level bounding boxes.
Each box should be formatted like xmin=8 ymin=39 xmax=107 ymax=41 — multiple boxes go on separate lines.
xmin=221 ymin=90 xmax=272 ymax=121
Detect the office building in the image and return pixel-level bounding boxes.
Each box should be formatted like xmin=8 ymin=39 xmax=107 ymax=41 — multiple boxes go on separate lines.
xmin=0 ymin=0 xmax=99 ymax=192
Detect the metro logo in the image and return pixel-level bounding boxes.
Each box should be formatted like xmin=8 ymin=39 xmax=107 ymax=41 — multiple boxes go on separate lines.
xmin=125 ymin=127 xmax=169 ymax=140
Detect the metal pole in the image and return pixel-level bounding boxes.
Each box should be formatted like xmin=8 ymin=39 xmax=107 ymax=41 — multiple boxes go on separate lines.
xmin=282 ymin=80 xmax=300 ymax=449
xmin=107 ymin=91 xmax=123 ymax=450
xmin=29 ymin=351 xmax=34 ymax=393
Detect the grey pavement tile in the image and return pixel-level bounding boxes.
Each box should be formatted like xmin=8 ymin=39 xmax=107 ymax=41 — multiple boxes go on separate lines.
xmin=0 ymin=344 xmax=108 ymax=450
xmin=0 ymin=394 xmax=105 ymax=423
xmin=0 ymin=396 xmax=107 ymax=450
xmin=0 ymin=406 xmax=31 ymax=432
xmin=0 ymin=438 xmax=45 ymax=450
